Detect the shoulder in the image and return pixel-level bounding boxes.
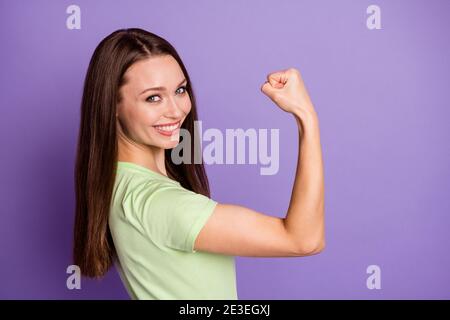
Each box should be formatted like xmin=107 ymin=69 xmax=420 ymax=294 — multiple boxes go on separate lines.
xmin=125 ymin=177 xmax=186 ymax=201
xmin=122 ymin=177 xmax=215 ymax=213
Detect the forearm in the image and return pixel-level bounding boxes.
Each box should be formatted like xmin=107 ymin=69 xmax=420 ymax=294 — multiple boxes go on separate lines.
xmin=284 ymin=110 xmax=325 ymax=251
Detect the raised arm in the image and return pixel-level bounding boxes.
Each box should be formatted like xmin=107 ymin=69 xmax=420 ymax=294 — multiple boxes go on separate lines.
xmin=195 ymin=68 xmax=325 ymax=257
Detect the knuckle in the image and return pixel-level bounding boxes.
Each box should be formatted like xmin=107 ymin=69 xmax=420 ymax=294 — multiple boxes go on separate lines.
xmin=288 ymin=67 xmax=300 ymax=75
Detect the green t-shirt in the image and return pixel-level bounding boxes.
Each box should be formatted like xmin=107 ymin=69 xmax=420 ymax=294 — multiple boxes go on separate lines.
xmin=109 ymin=161 xmax=238 ymax=300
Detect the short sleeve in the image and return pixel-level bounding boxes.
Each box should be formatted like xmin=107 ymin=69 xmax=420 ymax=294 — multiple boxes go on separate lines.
xmin=129 ymin=181 xmax=218 ymax=253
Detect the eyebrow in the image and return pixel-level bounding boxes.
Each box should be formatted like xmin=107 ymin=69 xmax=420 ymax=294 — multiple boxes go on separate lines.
xmin=140 ymin=78 xmax=187 ymax=95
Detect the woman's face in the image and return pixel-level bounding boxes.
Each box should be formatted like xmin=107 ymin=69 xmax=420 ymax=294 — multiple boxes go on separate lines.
xmin=117 ymin=55 xmax=191 ymax=150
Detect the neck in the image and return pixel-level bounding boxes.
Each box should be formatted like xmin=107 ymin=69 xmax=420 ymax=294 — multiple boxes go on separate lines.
xmin=117 ymin=136 xmax=167 ymax=177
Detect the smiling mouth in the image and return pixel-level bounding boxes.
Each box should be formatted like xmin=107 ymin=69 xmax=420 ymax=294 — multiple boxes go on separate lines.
xmin=153 ymin=120 xmax=181 ymax=136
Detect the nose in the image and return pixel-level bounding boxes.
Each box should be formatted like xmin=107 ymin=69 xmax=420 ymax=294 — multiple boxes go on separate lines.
xmin=164 ymin=96 xmax=184 ymax=119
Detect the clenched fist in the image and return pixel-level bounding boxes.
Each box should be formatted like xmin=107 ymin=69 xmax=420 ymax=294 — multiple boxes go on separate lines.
xmin=261 ymin=68 xmax=317 ymax=121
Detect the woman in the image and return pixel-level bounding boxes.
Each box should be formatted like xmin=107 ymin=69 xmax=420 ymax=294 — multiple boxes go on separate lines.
xmin=73 ymin=28 xmax=325 ymax=300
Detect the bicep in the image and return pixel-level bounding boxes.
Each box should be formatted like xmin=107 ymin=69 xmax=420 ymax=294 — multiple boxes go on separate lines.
xmin=194 ymin=203 xmax=305 ymax=257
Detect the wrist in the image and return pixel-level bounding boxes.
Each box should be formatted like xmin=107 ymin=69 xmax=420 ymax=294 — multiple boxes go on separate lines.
xmin=293 ymin=109 xmax=319 ymax=130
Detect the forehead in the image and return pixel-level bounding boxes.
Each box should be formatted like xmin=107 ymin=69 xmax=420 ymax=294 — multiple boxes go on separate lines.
xmin=123 ymin=55 xmax=184 ymax=90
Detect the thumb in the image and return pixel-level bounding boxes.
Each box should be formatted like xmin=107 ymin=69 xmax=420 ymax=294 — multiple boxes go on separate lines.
xmin=260 ymin=81 xmax=283 ymax=105
xmin=260 ymin=81 xmax=277 ymax=96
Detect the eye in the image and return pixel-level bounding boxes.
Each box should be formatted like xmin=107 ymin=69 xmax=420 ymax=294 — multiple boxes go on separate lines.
xmin=146 ymin=95 xmax=161 ymax=103
xmin=176 ymin=85 xmax=187 ymax=95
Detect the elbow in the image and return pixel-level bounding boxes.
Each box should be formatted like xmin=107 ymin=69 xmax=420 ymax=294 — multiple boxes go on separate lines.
xmin=312 ymin=238 xmax=326 ymax=255
xmin=295 ymin=237 xmax=326 ymax=256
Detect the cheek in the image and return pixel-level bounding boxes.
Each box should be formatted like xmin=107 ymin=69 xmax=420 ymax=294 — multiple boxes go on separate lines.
xmin=181 ymin=97 xmax=192 ymax=114
xmin=137 ymin=104 xmax=162 ymax=125
xmin=122 ymin=108 xmax=159 ymax=133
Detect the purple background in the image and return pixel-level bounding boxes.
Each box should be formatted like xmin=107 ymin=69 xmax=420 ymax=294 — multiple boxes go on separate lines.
xmin=1 ymin=0 xmax=449 ymax=299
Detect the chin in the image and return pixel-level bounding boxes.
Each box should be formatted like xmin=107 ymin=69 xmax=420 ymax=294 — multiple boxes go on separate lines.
xmin=159 ymin=137 xmax=181 ymax=150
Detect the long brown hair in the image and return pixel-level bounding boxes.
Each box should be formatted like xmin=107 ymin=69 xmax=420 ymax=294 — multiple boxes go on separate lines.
xmin=73 ymin=28 xmax=211 ymax=278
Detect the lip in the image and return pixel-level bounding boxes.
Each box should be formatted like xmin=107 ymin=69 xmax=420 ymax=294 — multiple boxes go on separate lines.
xmin=153 ymin=120 xmax=181 ymax=127
xmin=152 ymin=120 xmax=181 ymax=137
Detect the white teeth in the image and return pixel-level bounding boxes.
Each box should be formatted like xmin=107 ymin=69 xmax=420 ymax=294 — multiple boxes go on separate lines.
xmin=155 ymin=122 xmax=179 ymax=131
